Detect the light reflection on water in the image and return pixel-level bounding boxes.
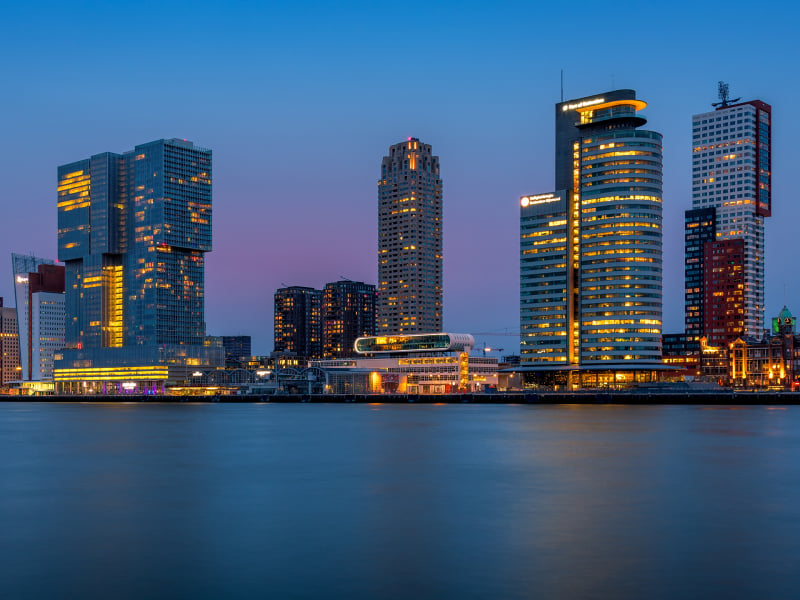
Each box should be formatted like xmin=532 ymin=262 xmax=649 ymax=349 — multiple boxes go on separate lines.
xmin=1 ymin=403 xmax=799 ymax=599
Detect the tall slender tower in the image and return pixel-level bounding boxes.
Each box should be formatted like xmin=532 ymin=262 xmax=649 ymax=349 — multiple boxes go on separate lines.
xmin=521 ymin=90 xmax=663 ymax=373
xmin=0 ymin=298 xmax=20 ymax=385
xmin=686 ymin=84 xmax=771 ymax=347
xmin=377 ymin=138 xmax=442 ymax=334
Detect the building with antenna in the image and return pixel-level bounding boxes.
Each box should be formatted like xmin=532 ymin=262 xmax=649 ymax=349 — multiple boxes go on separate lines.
xmin=11 ymin=254 xmax=65 ymax=382
xmin=519 ymin=89 xmax=665 ymax=388
xmin=322 ymin=280 xmax=376 ymax=358
xmin=685 ymin=83 xmax=771 ymax=348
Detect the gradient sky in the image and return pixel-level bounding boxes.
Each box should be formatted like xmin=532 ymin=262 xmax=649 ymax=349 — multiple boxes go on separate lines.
xmin=1 ymin=0 xmax=798 ymax=355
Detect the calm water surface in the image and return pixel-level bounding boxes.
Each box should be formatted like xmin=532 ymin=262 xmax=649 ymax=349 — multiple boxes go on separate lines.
xmin=1 ymin=403 xmax=799 ymax=599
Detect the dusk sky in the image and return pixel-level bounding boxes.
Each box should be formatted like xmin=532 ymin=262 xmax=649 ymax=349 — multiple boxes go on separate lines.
xmin=1 ymin=1 xmax=798 ymax=354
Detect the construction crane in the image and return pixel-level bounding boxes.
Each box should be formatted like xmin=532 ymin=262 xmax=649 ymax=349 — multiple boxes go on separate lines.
xmin=477 ymin=342 xmax=504 ymax=358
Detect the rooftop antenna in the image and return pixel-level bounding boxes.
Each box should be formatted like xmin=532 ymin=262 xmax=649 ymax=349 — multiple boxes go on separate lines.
xmin=560 ymin=70 xmax=564 ymax=102
xmin=339 ymin=275 xmax=354 ymax=282
xmin=711 ymin=81 xmax=741 ymax=108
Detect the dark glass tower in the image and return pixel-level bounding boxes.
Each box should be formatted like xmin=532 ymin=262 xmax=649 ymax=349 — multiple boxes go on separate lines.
xmin=323 ymin=280 xmax=376 ymax=358
xmin=274 ymin=286 xmax=323 ymax=358
xmin=55 ymin=139 xmax=219 ymax=392
xmin=58 ymin=139 xmax=211 ymax=349
xmin=684 ymin=207 xmax=716 ymax=344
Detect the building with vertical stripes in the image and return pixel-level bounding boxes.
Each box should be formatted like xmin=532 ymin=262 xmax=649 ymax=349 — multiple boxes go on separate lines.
xmin=686 ymin=89 xmax=771 ymax=347
xmin=520 ymin=90 xmax=664 ymax=388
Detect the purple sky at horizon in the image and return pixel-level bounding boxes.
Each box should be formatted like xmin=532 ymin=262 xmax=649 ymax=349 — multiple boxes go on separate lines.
xmin=1 ymin=1 xmax=798 ymax=355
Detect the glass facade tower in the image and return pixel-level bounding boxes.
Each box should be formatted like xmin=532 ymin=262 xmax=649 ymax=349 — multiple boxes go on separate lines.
xmin=521 ymin=90 xmax=663 ymax=368
xmin=58 ymin=139 xmax=211 ymax=349
xmin=55 ymin=139 xmax=219 ymax=392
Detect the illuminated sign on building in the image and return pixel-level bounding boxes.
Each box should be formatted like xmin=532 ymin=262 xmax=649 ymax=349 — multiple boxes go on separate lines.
xmin=520 ymin=193 xmax=560 ymax=208
xmin=561 ymin=98 xmax=604 ymax=111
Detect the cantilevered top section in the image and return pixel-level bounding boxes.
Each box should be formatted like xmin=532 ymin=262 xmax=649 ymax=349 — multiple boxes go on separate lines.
xmin=555 ymin=89 xmax=648 ymax=190
xmin=355 ymin=333 xmax=474 ymax=354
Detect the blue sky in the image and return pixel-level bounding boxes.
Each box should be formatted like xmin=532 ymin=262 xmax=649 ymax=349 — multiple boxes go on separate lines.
xmin=1 ymin=1 xmax=798 ymax=354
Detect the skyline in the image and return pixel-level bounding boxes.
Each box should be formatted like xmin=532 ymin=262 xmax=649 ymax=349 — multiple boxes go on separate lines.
xmin=1 ymin=1 xmax=798 ymax=354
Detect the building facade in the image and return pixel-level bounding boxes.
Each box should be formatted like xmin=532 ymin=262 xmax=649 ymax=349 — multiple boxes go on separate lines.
xmin=377 ymin=138 xmax=442 ymax=334
xmin=12 ymin=254 xmax=65 ymax=381
xmin=274 ymin=286 xmax=323 ymax=358
xmin=323 ymin=280 xmax=376 ymax=358
xmin=311 ymin=333 xmax=498 ymax=394
xmin=0 ymin=298 xmax=20 ymax=386
xmin=686 ymin=91 xmax=771 ymax=346
xmin=54 ymin=139 xmax=221 ymax=393
xmin=222 ymin=336 xmax=252 ymax=366
xmin=520 ymin=90 xmax=663 ymax=386
xmin=729 ymin=307 xmax=799 ymax=389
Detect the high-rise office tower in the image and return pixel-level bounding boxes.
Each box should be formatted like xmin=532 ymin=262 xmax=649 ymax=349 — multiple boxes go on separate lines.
xmin=521 ymin=90 xmax=663 ymax=372
xmin=274 ymin=286 xmax=323 ymax=358
xmin=377 ymin=138 xmax=442 ymax=334
xmin=323 ymin=280 xmax=376 ymax=358
xmin=54 ymin=139 xmax=220 ymax=393
xmin=11 ymin=255 xmax=65 ymax=381
xmin=0 ymin=298 xmax=21 ymax=385
xmin=686 ymin=85 xmax=771 ymax=346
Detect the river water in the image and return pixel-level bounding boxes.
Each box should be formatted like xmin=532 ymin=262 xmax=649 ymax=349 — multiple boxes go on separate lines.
xmin=2 ymin=403 xmax=799 ymax=599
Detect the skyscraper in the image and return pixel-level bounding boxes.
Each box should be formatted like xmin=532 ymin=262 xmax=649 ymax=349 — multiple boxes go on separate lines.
xmin=0 ymin=298 xmax=20 ymax=386
xmin=686 ymin=86 xmax=771 ymax=346
xmin=11 ymin=255 xmax=65 ymax=381
xmin=521 ymin=90 xmax=663 ymax=385
xmin=377 ymin=138 xmax=442 ymax=334
xmin=322 ymin=280 xmax=376 ymax=358
xmin=54 ymin=139 xmax=221 ymax=393
xmin=274 ymin=286 xmax=323 ymax=358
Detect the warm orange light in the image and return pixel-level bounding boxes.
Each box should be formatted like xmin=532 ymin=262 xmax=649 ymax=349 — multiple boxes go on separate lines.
xmin=575 ymin=99 xmax=647 ymax=113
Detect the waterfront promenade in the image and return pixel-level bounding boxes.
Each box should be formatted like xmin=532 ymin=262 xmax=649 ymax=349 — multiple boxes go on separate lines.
xmin=5 ymin=391 xmax=800 ymax=404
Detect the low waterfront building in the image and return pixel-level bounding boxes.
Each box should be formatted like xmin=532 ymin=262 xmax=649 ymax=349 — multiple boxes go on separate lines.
xmin=311 ymin=333 xmax=498 ymax=394
xmin=728 ymin=306 xmax=800 ymax=390
xmin=53 ymin=344 xmax=223 ymax=395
